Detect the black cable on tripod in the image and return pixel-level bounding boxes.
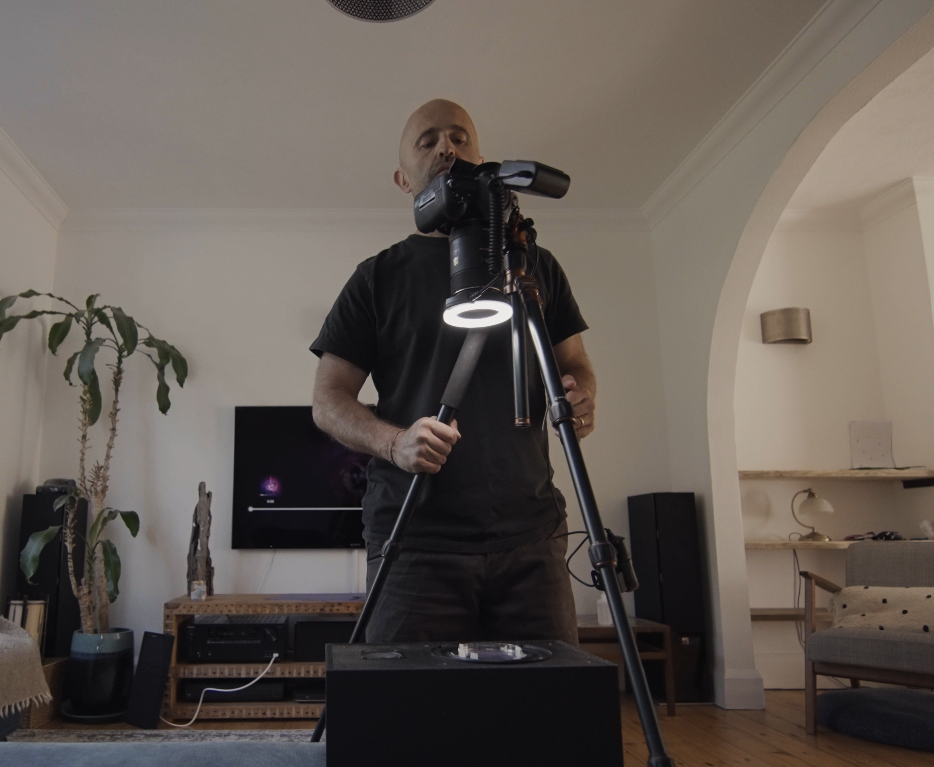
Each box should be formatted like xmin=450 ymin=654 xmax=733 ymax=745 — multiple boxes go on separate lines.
xmin=487 ymin=179 xmax=505 ymax=277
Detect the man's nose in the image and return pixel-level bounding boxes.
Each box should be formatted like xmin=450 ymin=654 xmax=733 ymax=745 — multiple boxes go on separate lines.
xmin=437 ymin=136 xmax=456 ymax=159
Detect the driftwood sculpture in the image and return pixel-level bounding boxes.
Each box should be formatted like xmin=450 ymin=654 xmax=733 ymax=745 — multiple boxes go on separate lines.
xmin=186 ymin=482 xmax=214 ymax=596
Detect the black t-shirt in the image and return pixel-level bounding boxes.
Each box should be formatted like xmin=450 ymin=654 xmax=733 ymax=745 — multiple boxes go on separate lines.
xmin=310 ymin=233 xmax=588 ymax=552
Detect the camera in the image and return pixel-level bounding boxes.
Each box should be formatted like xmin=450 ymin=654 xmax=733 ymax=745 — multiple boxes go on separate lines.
xmin=414 ymin=159 xmax=570 ymax=329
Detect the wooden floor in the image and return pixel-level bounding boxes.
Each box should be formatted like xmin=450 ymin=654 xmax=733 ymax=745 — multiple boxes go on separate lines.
xmin=623 ymin=691 xmax=931 ymax=767
xmin=38 ymin=691 xmax=929 ymax=766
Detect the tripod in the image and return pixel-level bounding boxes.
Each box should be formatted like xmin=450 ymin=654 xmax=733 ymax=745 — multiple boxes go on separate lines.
xmin=311 ymin=225 xmax=675 ymax=767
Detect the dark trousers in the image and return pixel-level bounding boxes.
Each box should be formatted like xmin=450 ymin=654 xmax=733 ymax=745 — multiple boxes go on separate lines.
xmin=364 ymin=522 xmax=578 ymax=646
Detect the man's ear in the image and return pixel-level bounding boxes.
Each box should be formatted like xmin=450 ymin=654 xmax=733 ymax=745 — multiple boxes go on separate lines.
xmin=394 ymin=168 xmax=411 ymax=194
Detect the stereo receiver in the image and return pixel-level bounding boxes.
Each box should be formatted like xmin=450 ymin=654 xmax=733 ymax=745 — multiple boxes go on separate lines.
xmin=182 ymin=615 xmax=287 ymax=663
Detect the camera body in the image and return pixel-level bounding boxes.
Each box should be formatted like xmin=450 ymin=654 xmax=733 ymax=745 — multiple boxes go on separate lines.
xmin=413 ymin=159 xmax=570 ymax=235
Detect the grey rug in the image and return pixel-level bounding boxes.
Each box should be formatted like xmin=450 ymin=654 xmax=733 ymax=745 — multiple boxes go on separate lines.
xmin=8 ymin=728 xmax=318 ymax=743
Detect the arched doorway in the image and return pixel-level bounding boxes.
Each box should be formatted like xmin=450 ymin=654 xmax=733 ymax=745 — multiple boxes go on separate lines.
xmin=708 ymin=3 xmax=934 ymax=702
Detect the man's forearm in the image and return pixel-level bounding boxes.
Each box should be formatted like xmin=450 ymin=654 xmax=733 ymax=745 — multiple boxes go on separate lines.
xmin=313 ymin=388 xmax=399 ymax=462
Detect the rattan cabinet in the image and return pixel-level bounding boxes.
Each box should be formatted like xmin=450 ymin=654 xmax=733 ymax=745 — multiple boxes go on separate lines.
xmin=162 ymin=593 xmax=363 ymax=720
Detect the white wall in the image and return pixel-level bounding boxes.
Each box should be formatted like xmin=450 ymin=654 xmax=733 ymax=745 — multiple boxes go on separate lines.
xmin=0 ymin=168 xmax=58 ymax=605
xmin=862 ymin=179 xmax=934 ymax=535
xmin=864 ymin=188 xmax=934 ymax=469
xmin=653 ymin=0 xmax=934 ymax=708
xmin=734 ymin=222 xmax=899 ymax=687
xmin=37 ymin=211 xmax=670 ymax=649
xmin=736 ymin=227 xmax=886 ymax=471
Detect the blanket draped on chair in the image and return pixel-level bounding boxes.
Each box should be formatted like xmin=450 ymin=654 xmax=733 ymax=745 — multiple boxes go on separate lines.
xmin=0 ymin=617 xmax=51 ymax=716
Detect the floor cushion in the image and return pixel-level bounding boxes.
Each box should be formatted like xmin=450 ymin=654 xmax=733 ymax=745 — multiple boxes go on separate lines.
xmin=817 ymin=688 xmax=934 ymax=751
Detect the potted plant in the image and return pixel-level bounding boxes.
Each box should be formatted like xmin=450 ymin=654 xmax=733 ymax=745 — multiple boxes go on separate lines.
xmin=1 ymin=290 xmax=187 ymax=717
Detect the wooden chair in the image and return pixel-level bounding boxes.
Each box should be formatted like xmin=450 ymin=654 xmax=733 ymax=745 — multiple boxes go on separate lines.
xmin=800 ymin=541 xmax=934 ymax=735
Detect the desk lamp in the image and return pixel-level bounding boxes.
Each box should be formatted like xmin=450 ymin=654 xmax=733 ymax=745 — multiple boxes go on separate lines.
xmin=791 ymin=488 xmax=834 ymax=542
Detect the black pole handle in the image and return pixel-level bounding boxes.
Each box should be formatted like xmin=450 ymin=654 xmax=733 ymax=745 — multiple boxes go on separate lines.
xmin=312 ymin=331 xmax=489 ymax=743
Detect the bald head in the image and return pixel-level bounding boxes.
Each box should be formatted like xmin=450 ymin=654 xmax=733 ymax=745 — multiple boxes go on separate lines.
xmin=394 ymin=99 xmax=483 ymax=198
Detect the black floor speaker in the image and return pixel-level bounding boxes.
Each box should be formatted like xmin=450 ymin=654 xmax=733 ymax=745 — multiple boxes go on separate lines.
xmin=628 ymin=492 xmax=710 ymax=702
xmin=325 ymin=640 xmax=623 ymax=767
xmin=15 ymin=493 xmax=87 ymax=658
xmin=126 ymin=631 xmax=175 ymax=729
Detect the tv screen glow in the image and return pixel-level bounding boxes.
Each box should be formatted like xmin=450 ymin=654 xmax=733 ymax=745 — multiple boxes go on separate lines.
xmin=232 ymin=406 xmax=367 ymax=549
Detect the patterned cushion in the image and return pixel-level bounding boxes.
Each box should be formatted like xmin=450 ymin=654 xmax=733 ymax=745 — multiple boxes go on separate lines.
xmin=833 ymin=586 xmax=934 ymax=633
xmin=808 ymin=627 xmax=934 ymax=674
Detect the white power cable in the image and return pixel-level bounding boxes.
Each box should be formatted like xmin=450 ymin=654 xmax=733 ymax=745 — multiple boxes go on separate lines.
xmin=159 ymin=652 xmax=279 ymax=728
xmin=259 ymin=550 xmax=277 ymax=593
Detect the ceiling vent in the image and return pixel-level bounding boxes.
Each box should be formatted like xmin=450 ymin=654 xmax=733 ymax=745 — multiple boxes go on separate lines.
xmin=326 ymin=0 xmax=436 ymax=22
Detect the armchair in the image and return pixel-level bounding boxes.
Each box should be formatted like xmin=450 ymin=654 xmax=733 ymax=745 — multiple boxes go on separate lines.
xmin=801 ymin=541 xmax=934 ymax=735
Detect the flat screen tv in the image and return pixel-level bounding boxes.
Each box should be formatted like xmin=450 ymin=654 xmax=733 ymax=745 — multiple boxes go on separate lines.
xmin=232 ymin=406 xmax=367 ymax=549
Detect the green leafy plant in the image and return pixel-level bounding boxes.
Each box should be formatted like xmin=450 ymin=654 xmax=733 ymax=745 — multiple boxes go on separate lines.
xmin=1 ymin=291 xmax=187 ymax=634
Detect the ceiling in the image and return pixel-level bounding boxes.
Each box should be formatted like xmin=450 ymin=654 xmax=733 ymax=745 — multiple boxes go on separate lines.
xmin=788 ymin=44 xmax=934 ymax=215
xmin=0 ymin=0 xmax=825 ymax=211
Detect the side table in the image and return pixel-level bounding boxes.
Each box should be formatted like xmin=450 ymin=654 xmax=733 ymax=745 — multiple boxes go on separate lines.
xmin=577 ymin=614 xmax=676 ymax=716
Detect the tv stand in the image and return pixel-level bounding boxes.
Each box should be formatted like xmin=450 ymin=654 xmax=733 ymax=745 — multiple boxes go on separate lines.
xmin=162 ymin=593 xmax=363 ymax=721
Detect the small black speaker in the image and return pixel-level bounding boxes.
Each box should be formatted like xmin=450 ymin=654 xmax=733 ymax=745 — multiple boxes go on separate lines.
xmin=126 ymin=631 xmax=175 ymax=729
xmin=326 ymin=640 xmax=623 ymax=767
xmin=15 ymin=494 xmax=87 ymax=658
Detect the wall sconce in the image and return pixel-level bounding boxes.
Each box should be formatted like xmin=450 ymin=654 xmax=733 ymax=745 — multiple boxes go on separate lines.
xmin=791 ymin=488 xmax=834 ymax=542
xmin=761 ymin=308 xmax=812 ymax=344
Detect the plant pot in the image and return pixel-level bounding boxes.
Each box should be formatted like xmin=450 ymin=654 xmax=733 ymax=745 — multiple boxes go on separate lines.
xmin=65 ymin=628 xmax=134 ymax=716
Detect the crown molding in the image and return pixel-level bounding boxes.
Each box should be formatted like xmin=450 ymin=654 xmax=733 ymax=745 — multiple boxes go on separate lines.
xmin=640 ymin=0 xmax=880 ymax=229
xmin=0 ymin=123 xmax=68 ymax=229
xmin=61 ymin=208 xmax=415 ymax=233
xmin=774 ymin=206 xmax=862 ymax=232
xmin=61 ymin=207 xmax=647 ymax=234
xmin=523 ymin=208 xmax=648 ymax=233
xmin=857 ymin=177 xmax=934 ymax=230
xmin=859 ymin=179 xmax=915 ymax=229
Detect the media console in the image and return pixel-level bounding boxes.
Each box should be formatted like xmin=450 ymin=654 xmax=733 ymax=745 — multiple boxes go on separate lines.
xmin=162 ymin=593 xmax=363 ymax=721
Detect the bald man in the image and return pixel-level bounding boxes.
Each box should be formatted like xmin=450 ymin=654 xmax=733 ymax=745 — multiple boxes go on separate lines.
xmin=311 ymin=99 xmax=595 ymax=645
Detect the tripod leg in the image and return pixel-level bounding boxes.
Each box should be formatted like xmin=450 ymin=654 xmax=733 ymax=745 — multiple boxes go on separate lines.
xmin=524 ymin=302 xmax=676 ymax=767
xmin=311 ymin=329 xmax=490 ymax=743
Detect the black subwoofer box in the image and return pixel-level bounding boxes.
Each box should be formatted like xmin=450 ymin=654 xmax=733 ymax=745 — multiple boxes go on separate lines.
xmin=326 ymin=640 xmax=623 ymax=767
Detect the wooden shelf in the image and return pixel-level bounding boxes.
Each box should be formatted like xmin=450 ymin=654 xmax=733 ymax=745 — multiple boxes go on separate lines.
xmin=163 ymin=592 xmax=365 ymax=616
xmin=751 ymin=608 xmax=832 ymax=622
xmin=739 ymin=469 xmax=934 ymax=487
xmin=169 ymin=700 xmax=324 ymax=720
xmin=163 ymin=593 xmax=363 ymax=721
xmin=745 ymin=540 xmax=853 ymax=550
xmin=171 ymin=660 xmax=326 ymax=679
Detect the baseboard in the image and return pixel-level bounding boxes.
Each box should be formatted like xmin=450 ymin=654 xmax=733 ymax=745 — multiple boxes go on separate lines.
xmin=715 ymin=667 xmax=765 ymax=709
xmin=755 ymin=651 xmax=848 ymax=690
